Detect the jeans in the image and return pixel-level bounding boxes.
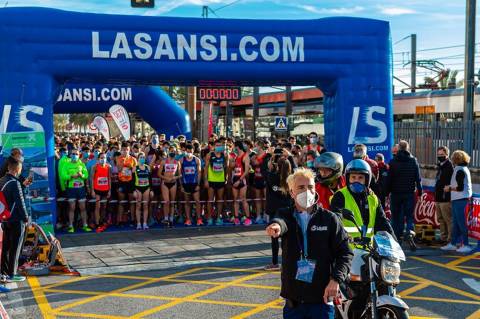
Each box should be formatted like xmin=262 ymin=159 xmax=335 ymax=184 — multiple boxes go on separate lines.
xmin=390 ymin=193 xmax=415 ymax=240
xmin=451 ymin=198 xmax=469 ymax=246
xmin=283 ymin=301 xmax=334 ymax=319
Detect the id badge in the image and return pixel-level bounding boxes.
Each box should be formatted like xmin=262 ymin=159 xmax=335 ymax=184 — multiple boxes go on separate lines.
xmin=295 ymin=259 xmax=316 ymax=283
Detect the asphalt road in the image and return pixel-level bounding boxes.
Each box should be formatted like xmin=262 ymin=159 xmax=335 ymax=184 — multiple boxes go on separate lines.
xmin=1 ymin=225 xmax=479 ymax=319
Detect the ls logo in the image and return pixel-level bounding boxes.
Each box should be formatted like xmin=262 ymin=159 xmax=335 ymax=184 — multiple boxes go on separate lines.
xmin=348 ymin=106 xmax=387 ymax=144
xmin=0 ymin=104 xmax=44 ymax=133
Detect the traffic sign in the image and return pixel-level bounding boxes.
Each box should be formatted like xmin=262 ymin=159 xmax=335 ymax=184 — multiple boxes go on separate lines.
xmin=275 ymin=116 xmax=288 ymax=131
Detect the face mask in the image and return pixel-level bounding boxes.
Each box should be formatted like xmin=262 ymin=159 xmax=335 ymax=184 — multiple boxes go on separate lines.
xmin=309 ymin=137 xmax=318 ymax=144
xmin=306 ymin=160 xmax=314 ymax=168
xmin=186 ymin=152 xmax=193 ymax=158
xmin=99 ymin=158 xmax=106 ymax=165
xmin=19 ymin=156 xmax=25 ymax=163
xmin=139 ymin=158 xmax=146 ymax=165
xmin=152 ymin=137 xmax=159 ymax=144
xmin=71 ymin=154 xmax=79 ymax=161
xmin=215 ymin=146 xmax=224 ymax=153
xmin=437 ymin=156 xmax=446 ymax=163
xmin=233 ymin=148 xmax=239 ymax=155
xmin=83 ymin=152 xmax=89 ymax=158
xmin=295 ymin=190 xmax=316 ymax=209
xmin=349 ymin=182 xmax=366 ymax=194
xmin=121 ymin=151 xmax=128 ymax=156
xmin=169 ymin=152 xmax=175 ymax=158
xmin=60 ymin=152 xmax=66 ymax=158
xmin=94 ymin=150 xmax=100 ymax=157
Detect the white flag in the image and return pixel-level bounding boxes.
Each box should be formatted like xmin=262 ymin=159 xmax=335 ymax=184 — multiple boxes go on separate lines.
xmin=93 ymin=115 xmax=110 ymax=140
xmin=109 ymin=104 xmax=131 ymax=140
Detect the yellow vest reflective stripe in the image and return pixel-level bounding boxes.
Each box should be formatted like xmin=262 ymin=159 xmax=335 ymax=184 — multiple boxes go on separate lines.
xmin=338 ymin=187 xmax=378 ymax=241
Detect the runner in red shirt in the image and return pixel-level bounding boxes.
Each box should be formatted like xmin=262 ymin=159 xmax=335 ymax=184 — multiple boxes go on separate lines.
xmin=90 ymin=152 xmax=111 ymax=232
xmin=231 ymin=141 xmax=252 ymax=226
xmin=314 ymin=152 xmax=346 ymax=210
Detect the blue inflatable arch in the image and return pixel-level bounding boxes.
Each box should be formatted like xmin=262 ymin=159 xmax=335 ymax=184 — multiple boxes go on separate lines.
xmin=55 ymin=84 xmax=191 ymax=139
xmin=0 ymin=7 xmax=393 ymax=219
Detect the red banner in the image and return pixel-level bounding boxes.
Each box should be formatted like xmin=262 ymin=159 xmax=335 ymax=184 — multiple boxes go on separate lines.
xmin=466 ymin=197 xmax=480 ymax=241
xmin=414 ymin=191 xmax=439 ymax=228
xmin=208 ymin=102 xmax=213 ymax=137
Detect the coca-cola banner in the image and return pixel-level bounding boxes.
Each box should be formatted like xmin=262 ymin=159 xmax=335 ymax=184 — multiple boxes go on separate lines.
xmin=466 ymin=198 xmax=480 ymax=241
xmin=414 ymin=190 xmax=439 ymax=228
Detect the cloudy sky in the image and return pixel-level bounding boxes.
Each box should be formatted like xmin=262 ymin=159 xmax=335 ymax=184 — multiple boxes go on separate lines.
xmin=4 ymin=0 xmax=473 ymax=92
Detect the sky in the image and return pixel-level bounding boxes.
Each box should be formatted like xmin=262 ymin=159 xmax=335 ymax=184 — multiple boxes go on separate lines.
xmin=3 ymin=0 xmax=474 ymax=92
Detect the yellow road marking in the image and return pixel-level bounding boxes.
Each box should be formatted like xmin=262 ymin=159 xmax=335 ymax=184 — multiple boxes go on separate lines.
xmin=397 ymin=282 xmax=430 ymax=297
xmin=201 ymin=266 xmax=279 ymax=274
xmin=51 ymin=267 xmax=202 ymax=313
xmin=410 ymin=256 xmax=480 ymax=279
xmin=403 ymin=271 xmax=480 ymax=301
xmin=402 ymin=295 xmax=480 ymax=305
xmin=129 ymin=271 xmax=269 ymax=318
xmin=446 ymin=252 xmax=480 ymax=267
xmin=230 ymin=298 xmax=283 ymax=319
xmin=28 ymin=276 xmax=56 ymax=319
xmin=466 ymin=308 xmax=480 ymax=319
xmin=54 ymin=311 xmax=129 ymax=318
xmin=400 ymin=279 xmax=421 ymax=284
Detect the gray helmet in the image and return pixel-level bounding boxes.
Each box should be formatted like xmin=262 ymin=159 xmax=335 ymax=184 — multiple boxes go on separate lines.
xmin=314 ymin=152 xmax=343 ymax=186
xmin=345 ymin=159 xmax=372 ymax=187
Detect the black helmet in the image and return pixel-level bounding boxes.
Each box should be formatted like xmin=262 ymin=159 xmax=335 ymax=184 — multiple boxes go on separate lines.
xmin=314 ymin=152 xmax=343 ymax=186
xmin=345 ymin=159 xmax=372 ymax=188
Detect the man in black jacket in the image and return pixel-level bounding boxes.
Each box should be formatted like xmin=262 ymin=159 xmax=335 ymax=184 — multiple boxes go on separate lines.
xmin=0 ymin=157 xmax=28 ymax=282
xmin=387 ymin=140 xmax=422 ymax=241
xmin=266 ymin=168 xmax=352 ymax=319
xmin=434 ymin=146 xmax=454 ymax=244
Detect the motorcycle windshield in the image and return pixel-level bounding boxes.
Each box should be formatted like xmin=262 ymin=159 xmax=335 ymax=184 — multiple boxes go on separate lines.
xmin=373 ymin=231 xmax=406 ymax=261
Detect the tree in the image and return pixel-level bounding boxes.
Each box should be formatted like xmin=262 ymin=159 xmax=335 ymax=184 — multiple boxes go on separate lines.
xmin=69 ymin=114 xmax=94 ymax=133
xmin=53 ymin=114 xmax=69 ymax=132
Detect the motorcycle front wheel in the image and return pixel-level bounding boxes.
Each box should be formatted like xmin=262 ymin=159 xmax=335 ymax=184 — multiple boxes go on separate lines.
xmin=376 ymin=306 xmax=409 ymax=319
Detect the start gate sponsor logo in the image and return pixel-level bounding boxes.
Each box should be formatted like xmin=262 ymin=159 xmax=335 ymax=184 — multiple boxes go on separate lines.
xmin=347 ymin=106 xmax=388 ymax=152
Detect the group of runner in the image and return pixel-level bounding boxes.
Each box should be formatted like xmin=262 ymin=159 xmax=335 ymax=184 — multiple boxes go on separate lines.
xmin=54 ymin=132 xmax=326 ymax=233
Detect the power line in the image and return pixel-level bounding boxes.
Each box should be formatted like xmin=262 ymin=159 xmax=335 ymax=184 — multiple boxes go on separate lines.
xmin=394 ymin=42 xmax=480 ymax=55
xmin=213 ymin=0 xmax=243 ymax=12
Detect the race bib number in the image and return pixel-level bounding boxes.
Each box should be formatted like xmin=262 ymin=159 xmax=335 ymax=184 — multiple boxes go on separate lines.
xmin=165 ymin=164 xmax=177 ymax=173
xmin=152 ymin=177 xmax=161 ymax=186
xmin=184 ymin=167 xmax=195 ymax=175
xmin=213 ymin=163 xmax=223 ymax=172
xmin=255 ymin=167 xmax=263 ymax=178
xmin=121 ymin=167 xmax=132 ymax=177
xmin=73 ymin=180 xmax=84 ymax=188
xmin=296 ymin=259 xmax=316 ymax=283
xmin=138 ymin=178 xmax=149 ymax=186
xmin=234 ymin=167 xmax=242 ymax=176
xmin=97 ymin=177 xmax=108 ymax=186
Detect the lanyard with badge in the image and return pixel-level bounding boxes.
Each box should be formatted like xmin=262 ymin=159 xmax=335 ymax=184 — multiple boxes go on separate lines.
xmin=295 ymin=213 xmax=316 ymax=283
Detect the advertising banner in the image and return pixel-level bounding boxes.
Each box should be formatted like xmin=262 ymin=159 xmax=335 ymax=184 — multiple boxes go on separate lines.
xmin=466 ymin=197 xmax=480 ymax=241
xmin=0 ymin=131 xmax=53 ymax=234
xmin=109 ymin=104 xmax=130 ymax=140
xmin=93 ymin=115 xmax=110 ymax=140
xmin=208 ymin=102 xmax=213 ymax=137
xmin=413 ymin=190 xmax=439 ymax=228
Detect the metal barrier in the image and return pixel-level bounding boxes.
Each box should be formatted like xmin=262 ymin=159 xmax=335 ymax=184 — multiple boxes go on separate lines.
xmin=394 ymin=120 xmax=480 ymax=168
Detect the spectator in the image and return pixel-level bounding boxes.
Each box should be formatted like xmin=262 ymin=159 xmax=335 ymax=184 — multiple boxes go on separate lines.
xmin=434 ymin=146 xmax=454 ymax=245
xmin=353 ymin=144 xmax=379 ymax=183
xmin=266 ymin=168 xmax=352 ymax=319
xmin=0 ymin=157 xmax=28 ymax=282
xmin=441 ymin=150 xmax=473 ymax=253
xmin=374 ymin=153 xmax=389 ymax=208
xmin=314 ymin=152 xmax=346 ymax=210
xmin=387 ymin=140 xmax=422 ymax=241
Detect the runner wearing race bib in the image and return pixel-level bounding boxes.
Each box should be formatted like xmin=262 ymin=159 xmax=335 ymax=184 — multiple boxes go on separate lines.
xmin=116 ymin=142 xmax=137 ymax=226
xmin=149 ymin=150 xmax=163 ymax=223
xmin=180 ymin=144 xmax=202 ymax=226
xmin=159 ymin=145 xmax=181 ymax=226
xmin=204 ymin=139 xmax=229 ymax=226
xmin=134 ymin=152 xmax=151 ymax=230
xmin=251 ymin=141 xmax=267 ymax=224
xmin=90 ymin=152 xmax=111 ymax=232
xmin=231 ymin=141 xmax=252 ymax=226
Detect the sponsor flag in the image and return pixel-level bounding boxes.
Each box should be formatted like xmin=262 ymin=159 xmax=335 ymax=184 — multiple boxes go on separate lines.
xmin=466 ymin=197 xmax=480 ymax=241
xmin=208 ymin=102 xmax=213 ymax=137
xmin=93 ymin=115 xmax=110 ymax=140
xmin=109 ymin=104 xmax=131 ymax=140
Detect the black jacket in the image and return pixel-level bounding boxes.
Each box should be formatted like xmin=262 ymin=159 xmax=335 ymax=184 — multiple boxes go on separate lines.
xmin=387 ymin=150 xmax=422 ymax=194
xmin=0 ymin=174 xmax=28 ymax=223
xmin=329 ymin=188 xmax=395 ymax=238
xmin=265 ymin=170 xmax=292 ymax=216
xmin=434 ymin=159 xmax=453 ymax=202
xmin=272 ymin=205 xmax=353 ymax=303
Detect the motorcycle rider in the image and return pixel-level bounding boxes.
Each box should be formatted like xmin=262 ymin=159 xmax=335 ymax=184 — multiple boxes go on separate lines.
xmin=330 ymin=159 xmax=394 ymax=242
xmin=314 ymin=152 xmax=346 ymax=210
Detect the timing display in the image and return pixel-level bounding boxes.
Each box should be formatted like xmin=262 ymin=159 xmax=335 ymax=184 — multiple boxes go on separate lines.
xmin=197 ymin=87 xmax=242 ymax=101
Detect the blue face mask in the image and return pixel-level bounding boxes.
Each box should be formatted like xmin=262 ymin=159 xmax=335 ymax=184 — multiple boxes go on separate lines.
xmin=306 ymin=160 xmax=314 ymax=168
xmin=349 ymin=182 xmax=366 ymax=194
xmin=71 ymin=154 xmax=79 ymax=161
xmin=94 ymin=150 xmax=100 ymax=157
xmin=83 ymin=152 xmax=89 ymax=158
xmin=139 ymin=158 xmax=146 ymax=165
xmin=215 ymin=146 xmax=224 ymax=153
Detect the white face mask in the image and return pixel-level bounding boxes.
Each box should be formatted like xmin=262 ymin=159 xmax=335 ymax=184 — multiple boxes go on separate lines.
xmin=295 ymin=190 xmax=316 ymax=210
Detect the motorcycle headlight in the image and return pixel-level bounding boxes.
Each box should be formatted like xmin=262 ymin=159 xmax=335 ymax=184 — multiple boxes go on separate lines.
xmin=380 ymin=259 xmax=401 ymax=284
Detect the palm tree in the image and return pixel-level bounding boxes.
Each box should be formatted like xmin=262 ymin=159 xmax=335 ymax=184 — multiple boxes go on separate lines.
xmin=70 ymin=114 xmax=94 ymax=133
xmin=53 ymin=114 xmax=69 ymax=132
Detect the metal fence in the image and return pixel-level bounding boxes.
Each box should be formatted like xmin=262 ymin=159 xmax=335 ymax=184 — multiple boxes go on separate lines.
xmin=394 ymin=121 xmax=480 ymax=168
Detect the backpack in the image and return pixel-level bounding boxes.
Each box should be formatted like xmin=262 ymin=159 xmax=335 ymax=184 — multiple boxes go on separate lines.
xmin=0 ymin=182 xmax=12 ymax=222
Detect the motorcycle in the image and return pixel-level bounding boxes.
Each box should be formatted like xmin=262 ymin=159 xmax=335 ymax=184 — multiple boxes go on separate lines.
xmin=335 ymin=209 xmax=409 ymax=319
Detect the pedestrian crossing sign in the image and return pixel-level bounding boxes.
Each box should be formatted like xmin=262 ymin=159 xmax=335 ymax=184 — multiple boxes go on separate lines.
xmin=275 ymin=116 xmax=288 ymax=131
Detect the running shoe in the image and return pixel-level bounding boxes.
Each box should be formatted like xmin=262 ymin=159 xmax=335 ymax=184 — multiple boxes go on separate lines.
xmin=243 ymin=218 xmax=252 ymax=226
xmin=7 ymin=275 xmax=26 ymax=282
xmin=184 ymin=219 xmax=192 ymax=226
xmin=197 ymin=219 xmax=204 ymax=226
xmin=264 ymin=264 xmax=280 ymax=271
xmin=136 ymin=223 xmax=142 ymax=230
xmin=215 ymin=217 xmax=224 ymax=226
xmin=0 ymin=285 xmax=10 ymax=293
xmin=440 ymin=243 xmax=457 ymax=251
xmin=95 ymin=225 xmax=107 ymax=233
xmin=207 ymin=218 xmax=214 ymax=226
xmin=234 ymin=218 xmax=240 ymax=226
xmin=456 ymin=245 xmax=472 ymax=253
xmin=82 ymin=225 xmax=92 ymax=232
xmin=143 ymin=223 xmax=149 ymax=230
xmin=66 ymin=226 xmax=75 ymax=233
xmin=241 ymin=216 xmax=247 ymax=223
xmin=255 ymin=216 xmax=265 ymax=224
xmin=229 ymin=216 xmax=235 ymax=223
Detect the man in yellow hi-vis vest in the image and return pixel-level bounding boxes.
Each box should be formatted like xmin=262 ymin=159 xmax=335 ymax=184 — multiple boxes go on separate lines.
xmin=330 ymin=159 xmax=394 ymax=242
